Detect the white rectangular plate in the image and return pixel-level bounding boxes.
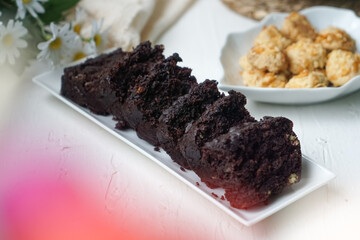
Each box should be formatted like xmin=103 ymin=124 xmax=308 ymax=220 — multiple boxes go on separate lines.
xmin=33 ymin=68 xmax=335 ymax=226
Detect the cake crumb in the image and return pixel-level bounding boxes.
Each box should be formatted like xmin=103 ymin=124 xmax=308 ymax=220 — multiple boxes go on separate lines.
xmin=180 ymin=167 xmax=186 ymax=172
xmin=221 ymin=195 xmax=225 ymax=200
xmin=211 ymin=192 xmax=219 ymax=198
xmin=154 ymin=146 xmax=160 ymax=152
xmin=196 ymin=182 xmax=200 ymax=186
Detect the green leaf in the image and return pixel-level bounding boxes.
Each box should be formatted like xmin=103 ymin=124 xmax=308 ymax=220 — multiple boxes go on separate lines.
xmin=0 ymin=0 xmax=16 ymax=10
xmin=39 ymin=0 xmax=80 ymax=25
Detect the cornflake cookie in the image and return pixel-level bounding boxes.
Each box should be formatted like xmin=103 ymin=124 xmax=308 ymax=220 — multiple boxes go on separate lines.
xmin=285 ymin=70 xmax=329 ymax=88
xmin=254 ymin=25 xmax=292 ymax=50
xmin=326 ymin=50 xmax=360 ymax=87
xmin=286 ymin=38 xmax=327 ymax=74
xmin=238 ymin=55 xmax=253 ymax=71
xmin=242 ymin=69 xmax=288 ymax=88
xmin=238 ymin=12 xmax=359 ymax=89
xmin=281 ymin=12 xmax=317 ymax=41
xmin=315 ymin=26 xmax=356 ymax=52
xmin=247 ymin=44 xmax=288 ymax=73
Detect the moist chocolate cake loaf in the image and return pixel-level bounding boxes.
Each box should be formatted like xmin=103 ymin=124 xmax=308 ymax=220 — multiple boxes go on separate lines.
xmin=179 ymin=90 xmax=256 ymax=172
xmin=108 ymin=41 xmax=166 ymax=129
xmin=157 ymin=80 xmax=223 ymax=168
xmin=121 ymin=53 xmax=197 ymax=146
xmin=200 ymin=117 xmax=301 ymax=208
xmin=60 ymin=41 xmax=302 ymax=210
xmin=61 ymin=48 xmax=127 ymax=115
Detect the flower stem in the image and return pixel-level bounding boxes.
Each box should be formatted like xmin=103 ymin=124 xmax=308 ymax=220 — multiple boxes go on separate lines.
xmin=35 ymin=17 xmax=51 ymax=40
xmin=81 ymin=37 xmax=92 ymax=42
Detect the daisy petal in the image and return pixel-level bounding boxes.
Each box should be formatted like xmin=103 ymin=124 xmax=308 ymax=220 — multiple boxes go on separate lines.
xmin=32 ymin=2 xmax=45 ymax=14
xmin=8 ymin=52 xmax=15 ymax=65
xmin=13 ymin=47 xmax=20 ymax=58
xmin=16 ymin=39 xmax=28 ymax=48
xmin=7 ymin=20 xmax=14 ymax=30
xmin=38 ymin=42 xmax=49 ymax=50
xmin=26 ymin=6 xmax=38 ymax=18
xmin=0 ymin=51 xmax=6 ymax=64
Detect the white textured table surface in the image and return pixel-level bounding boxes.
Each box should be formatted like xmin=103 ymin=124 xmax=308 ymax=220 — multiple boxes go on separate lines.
xmin=1 ymin=0 xmax=360 ymax=239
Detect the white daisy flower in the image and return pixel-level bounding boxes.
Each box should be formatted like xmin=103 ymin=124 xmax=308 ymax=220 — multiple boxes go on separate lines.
xmin=62 ymin=37 xmax=96 ymax=64
xmin=71 ymin=7 xmax=87 ymax=35
xmin=90 ymin=18 xmax=110 ymax=53
xmin=16 ymin=0 xmax=48 ymax=19
xmin=0 ymin=20 xmax=28 ymax=65
xmin=37 ymin=23 xmax=77 ymax=65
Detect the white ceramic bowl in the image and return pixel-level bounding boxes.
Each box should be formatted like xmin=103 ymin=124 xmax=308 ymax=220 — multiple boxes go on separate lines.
xmin=219 ymin=6 xmax=360 ymax=105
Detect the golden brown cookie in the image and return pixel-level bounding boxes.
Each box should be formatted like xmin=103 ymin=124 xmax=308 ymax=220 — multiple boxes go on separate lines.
xmin=281 ymin=12 xmax=317 ymax=41
xmin=242 ymin=69 xmax=288 ymax=88
xmin=247 ymin=44 xmax=288 ymax=73
xmin=254 ymin=25 xmax=292 ymax=50
xmin=326 ymin=50 xmax=360 ymax=86
xmin=238 ymin=54 xmax=253 ymax=71
xmin=285 ymin=38 xmax=327 ymax=74
xmin=285 ymin=70 xmax=329 ymax=88
xmin=315 ymin=26 xmax=356 ymax=52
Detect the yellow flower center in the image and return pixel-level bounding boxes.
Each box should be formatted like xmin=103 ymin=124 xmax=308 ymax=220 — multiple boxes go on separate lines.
xmin=94 ymin=34 xmax=102 ymax=47
xmin=49 ymin=37 xmax=62 ymax=50
xmin=23 ymin=0 xmax=32 ymax=4
xmin=2 ymin=34 xmax=14 ymax=47
xmin=73 ymin=52 xmax=86 ymax=61
xmin=73 ymin=24 xmax=82 ymax=35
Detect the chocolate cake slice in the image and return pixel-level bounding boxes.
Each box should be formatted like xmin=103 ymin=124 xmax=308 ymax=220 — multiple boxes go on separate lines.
xmin=157 ymin=80 xmax=223 ymax=168
xmin=121 ymin=53 xmax=198 ymax=146
xmin=200 ymin=117 xmax=302 ymax=209
xmin=108 ymin=41 xmax=166 ymax=129
xmin=61 ymin=41 xmax=165 ymax=118
xmin=61 ymin=48 xmax=127 ymax=115
xmin=179 ymin=90 xmax=255 ymax=171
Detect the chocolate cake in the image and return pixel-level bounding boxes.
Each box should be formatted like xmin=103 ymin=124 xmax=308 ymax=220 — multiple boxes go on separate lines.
xmin=157 ymin=80 xmax=223 ymax=168
xmin=61 ymin=48 xmax=127 ymax=115
xmin=121 ymin=53 xmax=197 ymax=146
xmin=60 ymin=41 xmax=302 ymax=210
xmin=178 ymin=90 xmax=255 ymax=172
xmin=108 ymin=42 xmax=166 ymax=129
xmin=61 ymin=41 xmax=165 ymax=119
xmin=200 ymin=117 xmax=302 ymax=208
